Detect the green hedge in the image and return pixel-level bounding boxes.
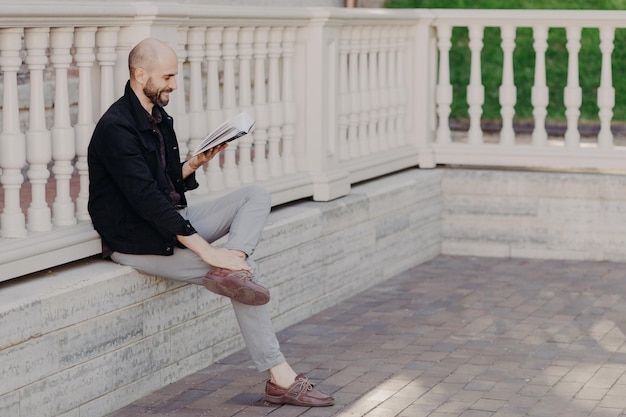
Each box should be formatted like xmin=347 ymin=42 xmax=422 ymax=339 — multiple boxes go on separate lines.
xmin=385 ymin=0 xmax=626 ymax=122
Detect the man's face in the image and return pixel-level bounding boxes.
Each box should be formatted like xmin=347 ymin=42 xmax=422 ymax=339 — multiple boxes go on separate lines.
xmin=143 ymin=76 xmax=173 ymax=107
xmin=143 ymin=52 xmax=178 ymax=107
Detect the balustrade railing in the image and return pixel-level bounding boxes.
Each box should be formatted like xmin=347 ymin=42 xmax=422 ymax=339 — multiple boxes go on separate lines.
xmin=3 ymin=5 xmax=626 ymax=282
xmin=430 ymin=9 xmax=626 ymax=171
xmin=0 ymin=3 xmax=421 ymax=281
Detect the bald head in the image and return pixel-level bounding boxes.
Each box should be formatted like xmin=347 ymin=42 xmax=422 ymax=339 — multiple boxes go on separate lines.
xmin=128 ymin=38 xmax=179 ymax=111
xmin=128 ymin=38 xmax=177 ymax=78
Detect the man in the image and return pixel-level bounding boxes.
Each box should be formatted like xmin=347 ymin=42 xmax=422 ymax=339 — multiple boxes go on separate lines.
xmin=88 ymin=37 xmax=334 ymax=407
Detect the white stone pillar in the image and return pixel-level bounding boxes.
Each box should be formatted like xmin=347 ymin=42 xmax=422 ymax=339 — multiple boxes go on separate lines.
xmin=205 ymin=26 xmax=225 ymax=192
xmin=74 ymin=27 xmax=97 ymax=222
xmin=267 ymin=26 xmax=284 ymax=178
xmin=467 ymin=25 xmax=484 ymax=145
xmin=598 ymin=25 xmax=615 ymax=149
xmin=253 ymin=27 xmax=270 ymax=182
xmin=222 ymin=26 xmax=241 ymax=188
xmin=435 ymin=24 xmax=452 ymax=145
xmin=281 ymin=27 xmax=297 ymax=175
xmin=238 ymin=27 xmax=256 ymax=184
xmin=499 ymin=25 xmax=517 ymax=146
xmin=564 ymin=26 xmax=582 ymax=148
xmin=50 ymin=27 xmax=77 ymax=227
xmin=25 ymin=27 xmax=53 ymax=232
xmin=531 ymin=25 xmax=549 ymax=146
xmin=0 ymin=28 xmax=27 ymax=237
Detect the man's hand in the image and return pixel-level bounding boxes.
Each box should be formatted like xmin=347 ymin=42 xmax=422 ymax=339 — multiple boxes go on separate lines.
xmin=177 ymin=233 xmax=252 ymax=272
xmin=183 ymin=143 xmax=228 ymax=179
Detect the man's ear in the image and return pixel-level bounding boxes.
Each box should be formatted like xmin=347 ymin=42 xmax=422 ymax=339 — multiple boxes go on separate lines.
xmin=133 ymin=67 xmax=147 ymax=85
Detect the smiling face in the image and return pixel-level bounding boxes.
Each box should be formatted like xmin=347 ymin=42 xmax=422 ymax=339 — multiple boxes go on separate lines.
xmin=128 ymin=38 xmax=178 ymax=112
xmin=142 ymin=53 xmax=178 ymax=108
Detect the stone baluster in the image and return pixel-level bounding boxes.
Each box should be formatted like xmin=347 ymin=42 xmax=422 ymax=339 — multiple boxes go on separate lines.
xmin=378 ymin=26 xmax=390 ymax=150
xmin=281 ymin=27 xmax=297 ymax=175
xmin=205 ymin=27 xmax=225 ymax=191
xmin=564 ymin=26 xmax=582 ymax=148
xmin=394 ymin=26 xmax=408 ymax=146
xmin=435 ymin=24 xmax=452 ymax=144
xmin=348 ymin=25 xmax=361 ymax=157
xmin=387 ymin=26 xmax=399 ymax=148
xmin=222 ymin=27 xmax=241 ymax=188
xmin=338 ymin=26 xmax=351 ymax=161
xmin=499 ymin=25 xmax=517 ymax=145
xmin=358 ymin=26 xmax=371 ymax=155
xmin=467 ymin=25 xmax=484 ymax=145
xmin=531 ymin=26 xmax=549 ymax=146
xmin=173 ymin=27 xmax=190 ymax=159
xmin=368 ymin=26 xmax=381 ymax=154
xmin=50 ymin=27 xmax=76 ymax=227
xmin=238 ymin=27 xmax=255 ymax=183
xmin=25 ymin=28 xmax=52 ymax=232
xmin=74 ymin=27 xmax=97 ymax=222
xmin=252 ymin=27 xmax=270 ymax=181
xmin=0 ymin=28 xmax=26 ymax=237
xmin=96 ymin=27 xmax=119 ymax=115
xmin=598 ymin=25 xmax=615 ymax=149
xmin=267 ymin=27 xmax=284 ymax=177
xmin=187 ymin=27 xmax=207 ymax=161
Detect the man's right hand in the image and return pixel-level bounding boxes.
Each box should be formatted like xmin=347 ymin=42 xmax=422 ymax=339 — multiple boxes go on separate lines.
xmin=177 ymin=233 xmax=252 ymax=272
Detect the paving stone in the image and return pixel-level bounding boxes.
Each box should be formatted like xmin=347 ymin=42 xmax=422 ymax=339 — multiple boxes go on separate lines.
xmin=104 ymin=256 xmax=626 ymax=417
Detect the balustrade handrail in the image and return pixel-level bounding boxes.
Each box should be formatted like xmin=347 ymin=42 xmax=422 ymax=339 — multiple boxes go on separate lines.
xmin=2 ymin=4 xmax=626 ymax=282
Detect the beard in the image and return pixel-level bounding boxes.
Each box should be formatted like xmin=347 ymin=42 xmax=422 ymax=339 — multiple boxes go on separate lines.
xmin=144 ymin=78 xmax=171 ymax=107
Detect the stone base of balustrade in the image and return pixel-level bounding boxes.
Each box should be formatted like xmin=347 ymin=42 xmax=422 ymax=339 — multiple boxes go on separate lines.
xmin=0 ymin=168 xmax=442 ymax=417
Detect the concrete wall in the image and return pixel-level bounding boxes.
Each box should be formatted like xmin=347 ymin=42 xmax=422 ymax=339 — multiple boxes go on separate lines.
xmin=442 ymin=168 xmax=626 ymax=262
xmin=0 ymin=168 xmax=441 ymax=417
xmin=4 ymin=166 xmax=626 ymax=417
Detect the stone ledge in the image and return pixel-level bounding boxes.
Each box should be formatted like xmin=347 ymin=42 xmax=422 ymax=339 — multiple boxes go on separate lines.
xmin=0 ymin=168 xmax=442 ymax=417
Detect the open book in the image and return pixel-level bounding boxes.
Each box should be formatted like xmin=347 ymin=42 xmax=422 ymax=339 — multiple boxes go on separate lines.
xmin=191 ymin=111 xmax=256 ymax=156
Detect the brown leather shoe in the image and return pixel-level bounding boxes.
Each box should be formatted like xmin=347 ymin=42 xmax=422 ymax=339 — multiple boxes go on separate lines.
xmin=202 ymin=268 xmax=270 ymax=306
xmin=264 ymin=374 xmax=334 ymax=407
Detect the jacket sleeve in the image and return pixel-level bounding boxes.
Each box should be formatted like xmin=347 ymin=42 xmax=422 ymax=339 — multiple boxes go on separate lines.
xmin=91 ymin=119 xmax=196 ymax=238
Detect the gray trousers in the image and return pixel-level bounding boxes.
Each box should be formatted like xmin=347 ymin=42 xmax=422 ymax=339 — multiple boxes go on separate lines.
xmin=111 ymin=185 xmax=286 ymax=372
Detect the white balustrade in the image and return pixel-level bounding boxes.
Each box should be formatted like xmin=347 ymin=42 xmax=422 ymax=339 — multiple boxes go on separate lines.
xmin=267 ymin=27 xmax=284 ymax=178
xmin=4 ymin=5 xmax=626 ymax=282
xmin=368 ymin=26 xmax=381 ymax=154
xmin=378 ymin=26 xmax=390 ymax=150
xmin=0 ymin=28 xmax=27 ymax=238
xmin=74 ymin=27 xmax=97 ymax=222
xmin=531 ymin=26 xmax=549 ymax=146
xmin=598 ymin=25 xmax=615 ymax=149
xmin=173 ymin=27 xmax=190 ymax=159
xmin=222 ymin=27 xmax=242 ymax=188
xmin=467 ymin=25 xmax=484 ymax=145
xmin=237 ymin=27 xmax=255 ymax=184
xmin=24 ymin=28 xmax=52 ymax=232
xmin=280 ymin=27 xmax=297 ymax=175
xmin=337 ymin=26 xmax=351 ymax=161
xmin=205 ymin=26 xmax=226 ymax=192
xmin=252 ymin=26 xmax=270 ymax=182
xmin=564 ymin=26 xmax=582 ymax=147
xmin=348 ymin=25 xmax=361 ymax=157
xmin=499 ymin=25 xmax=517 ymax=145
xmin=358 ymin=26 xmax=370 ymax=156
xmin=50 ymin=27 xmax=77 ymax=227
xmin=435 ymin=24 xmax=452 ymax=145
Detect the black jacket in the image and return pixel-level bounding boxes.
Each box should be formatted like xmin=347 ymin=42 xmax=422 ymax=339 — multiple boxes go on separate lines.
xmin=88 ymin=82 xmax=198 ymax=256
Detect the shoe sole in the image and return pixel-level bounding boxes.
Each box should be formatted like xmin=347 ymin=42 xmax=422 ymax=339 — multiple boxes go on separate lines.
xmin=203 ymin=277 xmax=269 ymax=306
xmin=264 ymin=394 xmax=335 ymax=407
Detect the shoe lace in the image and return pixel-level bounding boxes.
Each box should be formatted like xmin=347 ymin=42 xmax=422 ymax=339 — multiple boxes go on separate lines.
xmin=292 ymin=376 xmax=314 ymax=398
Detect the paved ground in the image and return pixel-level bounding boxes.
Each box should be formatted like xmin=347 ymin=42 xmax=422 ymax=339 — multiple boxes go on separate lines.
xmin=105 ymin=255 xmax=626 ymax=417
